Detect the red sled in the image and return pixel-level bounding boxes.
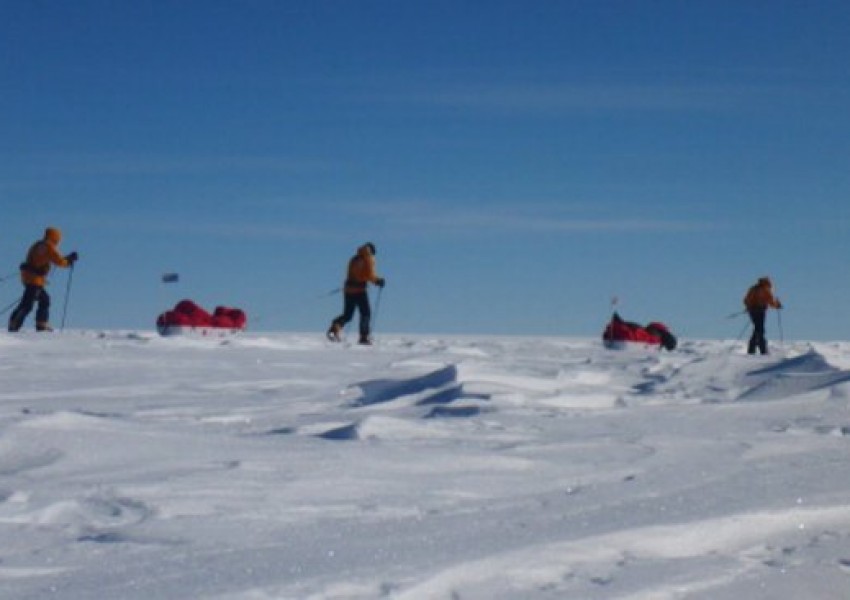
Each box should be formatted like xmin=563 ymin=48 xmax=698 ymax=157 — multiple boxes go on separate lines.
xmin=156 ymin=300 xmax=247 ymax=337
xmin=602 ymin=312 xmax=677 ymax=351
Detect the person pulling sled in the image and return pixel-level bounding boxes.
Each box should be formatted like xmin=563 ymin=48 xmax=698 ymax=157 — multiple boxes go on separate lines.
xmin=743 ymin=276 xmax=782 ymax=355
xmin=8 ymin=227 xmax=78 ymax=332
xmin=327 ymin=242 xmax=385 ymax=345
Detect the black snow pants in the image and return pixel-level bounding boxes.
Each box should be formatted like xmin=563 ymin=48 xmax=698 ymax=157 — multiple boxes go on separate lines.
xmin=333 ymin=292 xmax=371 ymax=338
xmin=8 ymin=285 xmax=50 ymax=332
xmin=747 ymin=307 xmax=768 ymax=355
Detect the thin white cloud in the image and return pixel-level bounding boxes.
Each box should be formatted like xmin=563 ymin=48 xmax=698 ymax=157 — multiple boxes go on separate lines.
xmin=145 ymin=220 xmax=331 ymax=240
xmin=342 ymin=200 xmax=710 ymax=235
xmin=385 ymin=81 xmax=789 ymax=114
xmin=414 ymin=212 xmax=702 ymax=233
xmin=2 ymin=153 xmax=328 ymax=177
xmin=398 ymin=211 xmax=704 ymax=234
xmin=67 ymin=214 xmax=330 ymax=241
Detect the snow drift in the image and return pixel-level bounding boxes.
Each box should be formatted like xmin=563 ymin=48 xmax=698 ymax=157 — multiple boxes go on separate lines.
xmin=1 ymin=331 xmax=850 ymax=599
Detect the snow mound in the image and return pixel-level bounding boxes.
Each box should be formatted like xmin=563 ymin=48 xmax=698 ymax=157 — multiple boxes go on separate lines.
xmin=351 ymin=364 xmax=460 ymax=406
xmin=739 ymin=349 xmax=850 ymax=401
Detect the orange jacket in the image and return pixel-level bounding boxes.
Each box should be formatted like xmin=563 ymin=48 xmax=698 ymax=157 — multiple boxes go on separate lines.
xmin=744 ymin=277 xmax=781 ymax=310
xmin=20 ymin=228 xmax=71 ymax=287
xmin=343 ymin=244 xmax=379 ymax=293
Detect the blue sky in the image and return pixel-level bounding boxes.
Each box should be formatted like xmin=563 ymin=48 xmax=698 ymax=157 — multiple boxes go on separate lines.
xmin=2 ymin=1 xmax=848 ymax=340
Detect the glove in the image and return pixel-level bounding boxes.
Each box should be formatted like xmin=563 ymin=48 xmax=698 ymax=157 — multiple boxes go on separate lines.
xmin=65 ymin=251 xmax=79 ymax=264
xmin=375 ymin=277 xmax=386 ymax=288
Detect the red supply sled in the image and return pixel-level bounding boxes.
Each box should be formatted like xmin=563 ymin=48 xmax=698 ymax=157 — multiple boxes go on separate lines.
xmin=602 ymin=312 xmax=677 ymax=351
xmin=156 ymin=300 xmax=247 ymax=337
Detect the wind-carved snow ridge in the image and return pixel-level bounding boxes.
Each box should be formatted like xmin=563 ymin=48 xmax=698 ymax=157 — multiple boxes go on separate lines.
xmin=619 ymin=343 xmax=850 ymax=405
xmin=0 ymin=489 xmax=155 ymax=545
xmin=316 ymin=364 xmax=493 ymax=440
xmin=393 ymin=506 xmax=850 ymax=600
xmin=0 ymin=443 xmax=64 ymax=476
xmin=358 ymin=364 xmax=490 ymax=407
xmin=351 ymin=364 xmax=460 ymax=406
xmin=738 ymin=349 xmax=850 ymax=402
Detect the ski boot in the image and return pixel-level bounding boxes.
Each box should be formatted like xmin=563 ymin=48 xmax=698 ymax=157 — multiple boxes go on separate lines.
xmin=8 ymin=317 xmax=22 ymax=333
xmin=326 ymin=322 xmax=342 ymax=342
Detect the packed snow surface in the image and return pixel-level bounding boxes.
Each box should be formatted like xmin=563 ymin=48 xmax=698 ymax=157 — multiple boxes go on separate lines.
xmin=2 ymin=331 xmax=850 ymax=599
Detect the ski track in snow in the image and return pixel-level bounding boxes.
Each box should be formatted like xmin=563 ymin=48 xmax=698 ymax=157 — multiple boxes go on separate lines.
xmin=1 ymin=331 xmax=850 ymax=599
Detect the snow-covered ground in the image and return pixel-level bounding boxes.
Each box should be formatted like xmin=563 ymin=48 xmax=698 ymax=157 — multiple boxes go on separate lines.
xmin=2 ymin=331 xmax=849 ymax=599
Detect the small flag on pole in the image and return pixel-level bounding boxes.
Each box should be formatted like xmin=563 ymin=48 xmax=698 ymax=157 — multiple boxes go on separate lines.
xmin=162 ymin=273 xmax=179 ymax=283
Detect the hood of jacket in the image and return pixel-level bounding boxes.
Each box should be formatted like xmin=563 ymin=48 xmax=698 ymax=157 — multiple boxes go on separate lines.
xmin=45 ymin=227 xmax=62 ymax=245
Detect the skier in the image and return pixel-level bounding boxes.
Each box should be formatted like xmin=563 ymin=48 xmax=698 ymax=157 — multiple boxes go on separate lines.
xmin=743 ymin=276 xmax=782 ymax=355
xmin=8 ymin=227 xmax=78 ymax=332
xmin=326 ymin=242 xmax=385 ymax=345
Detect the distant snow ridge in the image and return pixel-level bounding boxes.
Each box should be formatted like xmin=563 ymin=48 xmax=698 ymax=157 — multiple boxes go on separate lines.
xmin=624 ymin=343 xmax=850 ymax=404
xmin=315 ymin=346 xmax=850 ymax=442
xmin=739 ymin=349 xmax=850 ymax=401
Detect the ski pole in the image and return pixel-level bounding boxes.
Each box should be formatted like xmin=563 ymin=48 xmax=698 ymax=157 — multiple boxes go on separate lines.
xmin=606 ymin=296 xmax=618 ymax=344
xmin=0 ymin=297 xmax=18 ymax=316
xmin=315 ymin=287 xmax=341 ymax=299
xmin=60 ymin=264 xmax=75 ymax=332
xmin=372 ymin=287 xmax=383 ymax=334
xmin=735 ymin=320 xmax=751 ymax=343
xmin=726 ymin=309 xmax=746 ymax=319
xmin=777 ymin=308 xmax=784 ymax=345
xmin=0 ymin=270 xmax=18 ymax=284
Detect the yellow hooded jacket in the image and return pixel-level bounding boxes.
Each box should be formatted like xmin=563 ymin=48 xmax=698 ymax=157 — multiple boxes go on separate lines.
xmin=743 ymin=277 xmax=781 ymax=310
xmin=343 ymin=244 xmax=379 ymax=293
xmin=20 ymin=227 xmax=71 ymax=287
